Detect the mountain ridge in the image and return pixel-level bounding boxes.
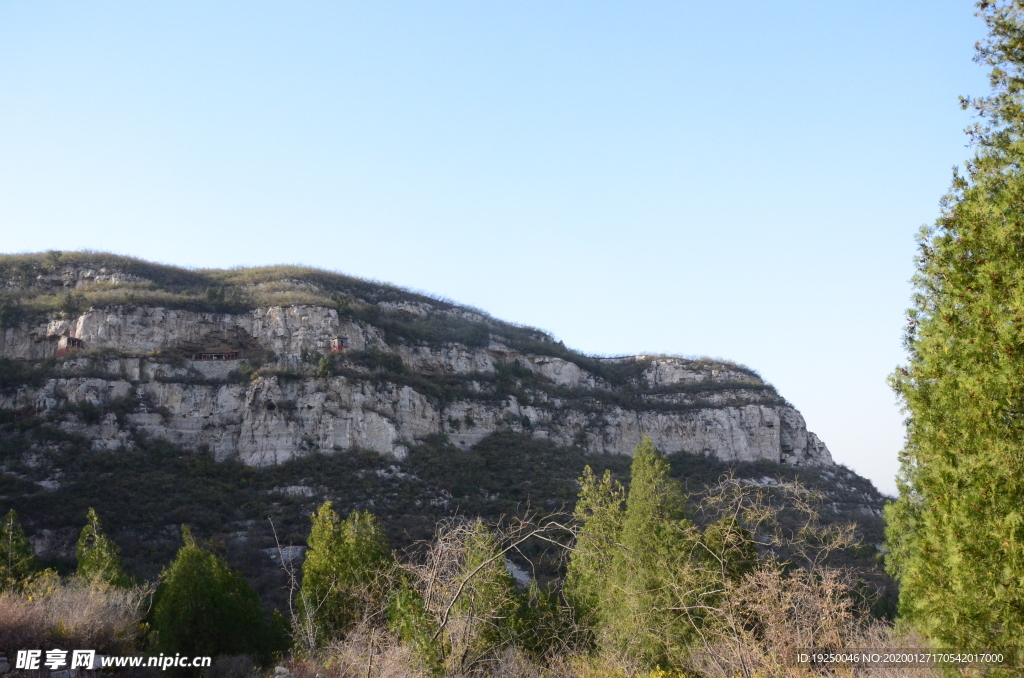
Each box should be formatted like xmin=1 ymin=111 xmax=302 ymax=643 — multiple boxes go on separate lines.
xmin=0 ymin=253 xmax=831 ymax=467
xmin=0 ymin=252 xmax=891 ymax=609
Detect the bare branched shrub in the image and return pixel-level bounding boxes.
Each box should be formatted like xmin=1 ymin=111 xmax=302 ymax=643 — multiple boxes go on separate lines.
xmin=315 ymin=623 xmax=426 ymax=678
xmin=0 ymin=575 xmax=152 ymax=654
xmin=401 ymin=518 xmax=527 ymax=675
xmin=281 ymin=475 xmax=908 ymax=678
xmin=680 ymin=567 xmax=948 ymax=678
xmin=290 ymin=629 xmax=564 ymax=678
xmin=484 ymin=648 xmax=552 ymax=678
xmin=684 ymin=566 xmax=860 ymax=677
xmin=692 ymin=474 xmax=859 ymax=568
xmin=0 ymin=592 xmax=48 ymax=652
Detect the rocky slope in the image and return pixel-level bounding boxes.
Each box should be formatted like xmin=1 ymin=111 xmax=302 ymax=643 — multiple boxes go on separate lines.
xmin=0 ymin=271 xmax=831 ymax=468
xmin=0 ymin=254 xmax=889 ymax=608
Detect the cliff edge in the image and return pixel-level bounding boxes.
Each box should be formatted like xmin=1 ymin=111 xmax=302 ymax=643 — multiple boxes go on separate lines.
xmin=0 ymin=254 xmax=832 ymax=468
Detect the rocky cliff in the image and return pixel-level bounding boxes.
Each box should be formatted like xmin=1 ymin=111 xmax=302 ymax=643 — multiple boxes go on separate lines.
xmin=0 ymin=264 xmax=832 ymax=467
xmin=0 ymin=254 xmax=892 ymax=606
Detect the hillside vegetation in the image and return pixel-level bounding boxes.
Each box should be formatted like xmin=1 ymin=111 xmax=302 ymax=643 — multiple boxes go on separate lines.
xmin=0 ymin=249 xmax=915 ymax=675
xmin=1 ymin=437 xmax=916 ymax=677
xmin=0 ymin=250 xmax=765 ymax=388
xmin=885 ymin=0 xmax=1024 ymax=661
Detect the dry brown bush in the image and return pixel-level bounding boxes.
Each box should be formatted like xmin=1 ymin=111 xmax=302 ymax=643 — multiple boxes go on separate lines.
xmin=293 ymin=576 xmax=948 ymax=678
xmin=0 ymin=593 xmax=48 ymax=653
xmin=0 ymin=574 xmax=152 ymax=655
xmin=688 ymin=566 xmax=862 ymax=676
xmin=288 ymin=483 xmax=944 ymax=678
xmin=678 ymin=565 xmax=943 ymax=678
xmin=295 ymin=631 xmax=562 ymax=678
xmin=285 ymin=623 xmax=425 ymax=678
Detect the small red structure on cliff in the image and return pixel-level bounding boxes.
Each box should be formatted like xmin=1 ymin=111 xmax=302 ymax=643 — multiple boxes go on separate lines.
xmin=55 ymin=336 xmax=84 ymax=358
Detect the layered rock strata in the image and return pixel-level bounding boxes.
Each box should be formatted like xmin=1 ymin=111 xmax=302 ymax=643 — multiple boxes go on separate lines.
xmin=0 ymin=304 xmax=832 ymax=467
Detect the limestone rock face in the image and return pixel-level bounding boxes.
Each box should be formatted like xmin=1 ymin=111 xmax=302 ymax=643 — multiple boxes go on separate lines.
xmin=9 ymin=264 xmax=149 ymax=291
xmin=0 ymin=305 xmax=833 ymax=467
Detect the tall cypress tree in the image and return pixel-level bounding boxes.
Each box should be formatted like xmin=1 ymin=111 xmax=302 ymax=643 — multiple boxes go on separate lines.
xmin=0 ymin=509 xmax=37 ymax=592
xmin=606 ymin=437 xmax=696 ymax=665
xmin=75 ymin=508 xmax=128 ymax=587
xmin=887 ymin=0 xmax=1024 ymax=654
xmin=299 ymin=502 xmax=391 ymax=646
xmin=566 ymin=437 xmax=707 ymax=666
xmin=152 ymin=527 xmax=273 ymax=659
xmin=564 ymin=465 xmax=626 ymax=631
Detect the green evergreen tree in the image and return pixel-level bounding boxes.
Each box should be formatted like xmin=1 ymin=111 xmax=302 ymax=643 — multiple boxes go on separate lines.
xmin=299 ymin=502 xmax=391 ymax=645
xmin=152 ymin=527 xmax=275 ymax=660
xmin=446 ymin=519 xmax=521 ymax=673
xmin=886 ymin=1 xmax=1024 ymax=656
xmin=605 ymin=437 xmax=699 ymax=665
xmin=75 ymin=508 xmax=128 ymax=586
xmin=566 ymin=438 xmax=752 ymax=669
xmin=0 ymin=509 xmax=38 ymax=592
xmin=564 ymin=465 xmax=626 ymax=633
xmin=389 ymin=581 xmax=444 ymax=676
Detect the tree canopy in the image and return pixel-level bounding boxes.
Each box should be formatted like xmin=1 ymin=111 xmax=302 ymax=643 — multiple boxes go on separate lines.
xmin=75 ymin=508 xmax=128 ymax=587
xmin=152 ymin=526 xmax=285 ymax=661
xmin=0 ymin=509 xmax=38 ymax=592
xmin=886 ymin=0 xmax=1024 ymax=657
xmin=298 ymin=502 xmax=392 ymax=648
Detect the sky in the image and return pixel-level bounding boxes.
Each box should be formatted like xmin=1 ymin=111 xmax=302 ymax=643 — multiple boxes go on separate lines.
xmin=0 ymin=1 xmax=994 ymax=495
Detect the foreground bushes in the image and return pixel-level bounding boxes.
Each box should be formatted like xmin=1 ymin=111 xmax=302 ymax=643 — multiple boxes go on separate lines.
xmin=0 ymin=573 xmax=935 ymax=678
xmin=282 ymin=576 xmax=936 ymax=678
xmin=0 ymin=508 xmax=287 ymax=662
xmin=0 ymin=441 xmax=956 ymax=676
xmin=0 ymin=576 xmax=151 ymax=655
xmin=152 ymin=527 xmax=289 ymax=662
xmin=0 ymin=507 xmax=150 ymax=655
xmin=278 ymin=439 xmax=934 ymax=677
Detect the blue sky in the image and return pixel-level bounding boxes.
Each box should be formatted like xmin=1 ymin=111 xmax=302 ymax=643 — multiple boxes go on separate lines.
xmin=0 ymin=1 xmax=992 ymax=494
